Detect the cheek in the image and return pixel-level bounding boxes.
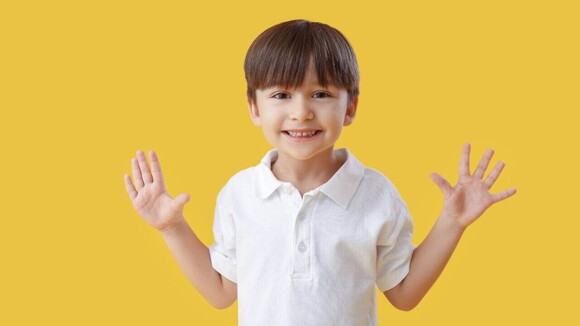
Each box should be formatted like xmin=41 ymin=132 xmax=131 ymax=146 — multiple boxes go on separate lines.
xmin=322 ymin=113 xmax=346 ymax=127
xmin=260 ymin=114 xmax=284 ymax=132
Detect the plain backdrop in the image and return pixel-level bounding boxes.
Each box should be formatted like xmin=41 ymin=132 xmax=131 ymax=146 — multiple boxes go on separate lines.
xmin=1 ymin=0 xmax=578 ymax=325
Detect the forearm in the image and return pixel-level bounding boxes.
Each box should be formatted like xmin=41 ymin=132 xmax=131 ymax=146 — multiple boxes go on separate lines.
xmin=160 ymin=218 xmax=229 ymax=308
xmin=394 ymin=214 xmax=465 ymax=310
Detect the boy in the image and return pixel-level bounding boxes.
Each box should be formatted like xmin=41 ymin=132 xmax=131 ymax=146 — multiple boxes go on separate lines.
xmin=123 ymin=19 xmax=516 ymax=325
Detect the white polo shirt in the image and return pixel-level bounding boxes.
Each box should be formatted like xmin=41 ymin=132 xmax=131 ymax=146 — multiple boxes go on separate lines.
xmin=208 ymin=148 xmax=416 ymax=326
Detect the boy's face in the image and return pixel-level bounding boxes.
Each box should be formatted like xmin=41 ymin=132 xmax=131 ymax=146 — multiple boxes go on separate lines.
xmin=247 ymin=61 xmax=358 ymax=162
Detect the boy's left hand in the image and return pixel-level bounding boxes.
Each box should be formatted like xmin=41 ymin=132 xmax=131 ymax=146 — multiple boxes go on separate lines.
xmin=430 ymin=143 xmax=517 ymax=230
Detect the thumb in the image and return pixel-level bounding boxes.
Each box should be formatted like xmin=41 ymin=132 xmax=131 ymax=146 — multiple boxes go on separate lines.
xmin=173 ymin=193 xmax=190 ymax=209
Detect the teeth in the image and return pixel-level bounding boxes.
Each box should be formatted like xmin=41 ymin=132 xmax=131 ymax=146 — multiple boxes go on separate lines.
xmin=287 ymin=131 xmax=318 ymax=137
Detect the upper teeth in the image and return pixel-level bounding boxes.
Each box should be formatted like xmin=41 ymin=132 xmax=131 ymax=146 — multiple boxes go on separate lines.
xmin=288 ymin=131 xmax=317 ymax=137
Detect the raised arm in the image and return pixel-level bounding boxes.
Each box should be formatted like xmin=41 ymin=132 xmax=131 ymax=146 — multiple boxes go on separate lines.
xmin=124 ymin=150 xmax=237 ymax=309
xmin=384 ymin=143 xmax=517 ymax=311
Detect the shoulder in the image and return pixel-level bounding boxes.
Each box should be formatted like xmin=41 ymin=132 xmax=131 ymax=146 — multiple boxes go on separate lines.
xmin=222 ymin=165 xmax=256 ymax=188
xmin=359 ymin=166 xmax=405 ymax=203
xmin=215 ymin=165 xmax=258 ymax=202
xmin=358 ymin=167 xmax=414 ymax=243
xmin=350 ymin=165 xmax=411 ymax=225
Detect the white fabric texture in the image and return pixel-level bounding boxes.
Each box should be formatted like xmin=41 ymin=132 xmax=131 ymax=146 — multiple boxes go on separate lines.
xmin=208 ymin=148 xmax=416 ymax=326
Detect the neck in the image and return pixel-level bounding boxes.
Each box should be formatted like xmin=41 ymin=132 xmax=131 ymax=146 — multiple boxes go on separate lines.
xmin=271 ymin=147 xmax=344 ymax=187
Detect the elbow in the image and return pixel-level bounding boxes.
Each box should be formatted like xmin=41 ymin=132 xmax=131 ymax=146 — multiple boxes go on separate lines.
xmin=392 ymin=295 xmax=422 ymax=311
xmin=385 ymin=289 xmax=420 ymax=311
xmin=212 ymin=302 xmax=231 ymax=310
xmin=394 ymin=301 xmax=418 ymax=312
xmin=211 ymin=301 xmax=231 ymax=310
xmin=210 ymin=294 xmax=237 ymax=310
xmin=384 ymin=283 xmax=420 ymax=311
xmin=208 ymin=277 xmax=238 ymax=310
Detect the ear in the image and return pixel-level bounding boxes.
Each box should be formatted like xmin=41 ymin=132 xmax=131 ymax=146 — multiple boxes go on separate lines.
xmin=247 ymin=97 xmax=262 ymax=127
xmin=343 ymin=96 xmax=358 ymax=126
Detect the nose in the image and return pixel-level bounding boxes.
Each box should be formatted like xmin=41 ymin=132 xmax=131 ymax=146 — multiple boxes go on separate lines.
xmin=289 ymin=98 xmax=314 ymax=121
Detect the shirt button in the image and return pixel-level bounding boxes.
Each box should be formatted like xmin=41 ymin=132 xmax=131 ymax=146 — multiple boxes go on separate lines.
xmin=298 ymin=241 xmax=307 ymax=253
xmin=298 ymin=213 xmax=305 ymax=221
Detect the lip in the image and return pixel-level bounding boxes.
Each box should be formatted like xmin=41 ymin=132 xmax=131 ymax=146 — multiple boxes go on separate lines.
xmin=282 ymin=129 xmax=323 ymax=142
xmin=283 ymin=129 xmax=320 ymax=132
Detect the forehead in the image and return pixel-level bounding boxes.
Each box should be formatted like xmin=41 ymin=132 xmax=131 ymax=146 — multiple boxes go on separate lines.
xmin=259 ymin=62 xmax=341 ymax=91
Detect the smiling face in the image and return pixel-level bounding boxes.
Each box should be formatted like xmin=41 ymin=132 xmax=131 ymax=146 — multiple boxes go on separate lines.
xmin=248 ymin=60 xmax=358 ymax=162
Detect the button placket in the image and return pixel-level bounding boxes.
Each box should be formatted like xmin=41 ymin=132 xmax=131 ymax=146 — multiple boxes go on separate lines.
xmin=297 ymin=241 xmax=307 ymax=253
xmin=281 ymin=184 xmax=303 ymax=209
xmin=292 ymin=197 xmax=312 ymax=278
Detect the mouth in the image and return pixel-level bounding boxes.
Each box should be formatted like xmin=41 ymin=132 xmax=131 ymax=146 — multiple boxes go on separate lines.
xmin=282 ymin=130 xmax=322 ymax=141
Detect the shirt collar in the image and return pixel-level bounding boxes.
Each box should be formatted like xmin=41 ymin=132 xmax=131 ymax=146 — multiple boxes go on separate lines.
xmin=255 ymin=148 xmax=365 ymax=210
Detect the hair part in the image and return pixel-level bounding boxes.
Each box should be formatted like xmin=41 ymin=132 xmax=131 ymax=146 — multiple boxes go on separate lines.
xmin=244 ymin=19 xmax=360 ymax=105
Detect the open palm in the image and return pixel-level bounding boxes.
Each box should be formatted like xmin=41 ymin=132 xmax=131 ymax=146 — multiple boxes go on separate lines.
xmin=430 ymin=143 xmax=517 ymax=230
xmin=124 ymin=150 xmax=190 ymax=232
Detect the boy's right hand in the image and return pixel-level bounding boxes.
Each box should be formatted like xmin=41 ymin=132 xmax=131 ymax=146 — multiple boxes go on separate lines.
xmin=124 ymin=150 xmax=190 ymax=233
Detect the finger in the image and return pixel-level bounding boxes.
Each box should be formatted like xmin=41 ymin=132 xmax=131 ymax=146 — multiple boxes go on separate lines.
xmin=124 ymin=173 xmax=138 ymax=200
xmin=131 ymin=156 xmax=145 ymax=190
xmin=459 ymin=143 xmax=471 ymax=177
xmin=137 ymin=150 xmax=154 ymax=184
xmin=473 ymin=148 xmax=495 ymax=179
xmin=430 ymin=172 xmax=453 ymax=198
xmin=483 ymin=160 xmax=505 ymax=189
xmin=149 ymin=150 xmax=165 ymax=186
xmin=491 ymin=187 xmax=517 ymax=203
xmin=173 ymin=193 xmax=190 ymax=210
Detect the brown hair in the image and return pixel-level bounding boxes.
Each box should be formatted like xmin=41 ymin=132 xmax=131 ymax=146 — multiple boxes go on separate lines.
xmin=244 ymin=19 xmax=359 ymax=105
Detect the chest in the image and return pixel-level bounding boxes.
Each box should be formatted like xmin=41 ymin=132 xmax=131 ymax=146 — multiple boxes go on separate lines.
xmin=231 ymin=192 xmax=382 ymax=280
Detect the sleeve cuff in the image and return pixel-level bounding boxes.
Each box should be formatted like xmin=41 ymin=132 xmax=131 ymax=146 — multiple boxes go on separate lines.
xmin=376 ymin=243 xmax=416 ymax=292
xmin=208 ymin=244 xmax=238 ymax=283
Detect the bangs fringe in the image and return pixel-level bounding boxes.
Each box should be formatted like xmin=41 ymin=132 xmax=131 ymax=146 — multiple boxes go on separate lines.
xmin=244 ymin=20 xmax=359 ymax=102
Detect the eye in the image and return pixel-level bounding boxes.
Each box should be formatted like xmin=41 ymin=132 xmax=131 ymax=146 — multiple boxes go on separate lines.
xmin=272 ymin=92 xmax=290 ymax=100
xmin=313 ymin=92 xmax=331 ymax=98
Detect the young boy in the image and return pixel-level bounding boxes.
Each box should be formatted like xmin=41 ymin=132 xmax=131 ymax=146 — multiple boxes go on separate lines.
xmin=123 ymin=19 xmax=517 ymax=325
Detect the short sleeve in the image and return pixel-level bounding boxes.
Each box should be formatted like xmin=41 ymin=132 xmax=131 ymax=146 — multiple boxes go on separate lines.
xmin=376 ymin=197 xmax=416 ymax=292
xmin=208 ymin=188 xmax=238 ymax=283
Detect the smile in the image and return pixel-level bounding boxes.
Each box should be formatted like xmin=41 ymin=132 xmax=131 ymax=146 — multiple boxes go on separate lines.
xmin=283 ymin=130 xmax=322 ymax=141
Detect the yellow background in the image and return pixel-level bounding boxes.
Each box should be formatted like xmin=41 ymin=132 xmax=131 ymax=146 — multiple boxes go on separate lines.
xmin=1 ymin=0 xmax=578 ymax=325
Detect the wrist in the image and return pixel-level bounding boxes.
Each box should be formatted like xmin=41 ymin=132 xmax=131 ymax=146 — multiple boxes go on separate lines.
xmin=437 ymin=213 xmax=467 ymax=236
xmin=159 ymin=218 xmax=188 ymax=235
